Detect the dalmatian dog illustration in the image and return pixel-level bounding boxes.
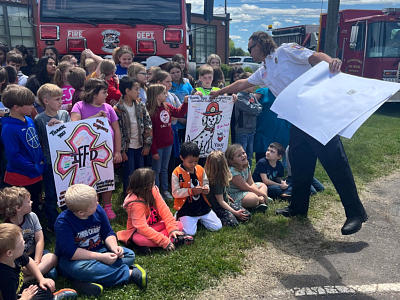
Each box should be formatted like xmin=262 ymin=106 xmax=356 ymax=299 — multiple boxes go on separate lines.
xmin=188 ymin=102 xmax=222 ymax=155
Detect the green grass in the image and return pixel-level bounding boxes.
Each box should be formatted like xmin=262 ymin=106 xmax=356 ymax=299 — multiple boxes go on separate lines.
xmin=56 ymin=103 xmax=400 ymax=299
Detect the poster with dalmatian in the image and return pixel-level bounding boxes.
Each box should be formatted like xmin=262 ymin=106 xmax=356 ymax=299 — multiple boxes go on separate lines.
xmin=185 ymin=95 xmax=233 ymax=158
xmin=47 ymin=118 xmax=114 ymax=207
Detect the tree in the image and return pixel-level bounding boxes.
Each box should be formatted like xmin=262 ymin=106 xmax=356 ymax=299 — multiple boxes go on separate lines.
xmin=229 ymin=38 xmax=248 ymax=56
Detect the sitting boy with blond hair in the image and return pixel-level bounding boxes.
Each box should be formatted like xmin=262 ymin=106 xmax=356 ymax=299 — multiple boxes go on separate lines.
xmin=55 ymin=184 xmax=147 ymax=297
xmin=0 ymin=223 xmax=77 ymax=300
xmin=0 ymin=186 xmax=57 ymax=280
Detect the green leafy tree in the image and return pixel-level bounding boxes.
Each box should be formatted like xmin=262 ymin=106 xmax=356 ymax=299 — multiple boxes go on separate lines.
xmin=229 ymin=38 xmax=248 ymax=56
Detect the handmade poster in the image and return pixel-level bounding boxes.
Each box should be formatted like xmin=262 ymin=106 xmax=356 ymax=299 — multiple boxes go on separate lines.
xmin=47 ymin=117 xmax=114 ymax=207
xmin=185 ymin=95 xmax=233 ymax=157
xmin=271 ymin=61 xmax=400 ymax=145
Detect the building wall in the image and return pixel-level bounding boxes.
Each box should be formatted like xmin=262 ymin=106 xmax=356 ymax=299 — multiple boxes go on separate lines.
xmin=191 ymin=13 xmax=229 ymax=64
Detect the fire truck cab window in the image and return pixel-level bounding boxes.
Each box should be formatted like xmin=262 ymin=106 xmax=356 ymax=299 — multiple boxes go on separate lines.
xmin=367 ymin=21 xmax=400 ymax=58
xmin=40 ymin=0 xmax=181 ymax=25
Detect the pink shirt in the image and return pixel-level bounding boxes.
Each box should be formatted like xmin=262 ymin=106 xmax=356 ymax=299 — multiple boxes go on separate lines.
xmin=71 ymin=101 xmax=118 ymax=138
xmin=61 ymin=85 xmax=75 ymax=110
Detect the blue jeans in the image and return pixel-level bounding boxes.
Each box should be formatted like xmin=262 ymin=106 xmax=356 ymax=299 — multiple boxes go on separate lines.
xmin=43 ymin=163 xmax=59 ymax=231
xmin=236 ymin=133 xmax=255 ymax=166
xmin=123 ymin=148 xmax=144 ymax=193
xmin=267 ymin=184 xmax=290 ymax=199
xmin=58 ymin=247 xmax=135 ymax=287
xmin=152 ymin=145 xmax=172 ymax=192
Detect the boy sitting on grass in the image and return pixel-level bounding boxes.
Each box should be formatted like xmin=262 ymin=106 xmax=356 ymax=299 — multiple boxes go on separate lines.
xmin=54 ymin=184 xmax=147 ymax=297
xmin=252 ymin=142 xmax=290 ymax=200
xmin=172 ymin=142 xmax=222 ymax=236
xmin=0 ymin=186 xmax=57 ymax=281
xmin=0 ymin=223 xmax=77 ymax=300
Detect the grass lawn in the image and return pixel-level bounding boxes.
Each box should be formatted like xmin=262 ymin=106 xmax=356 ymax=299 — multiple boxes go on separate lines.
xmin=56 ymin=103 xmax=400 ymax=299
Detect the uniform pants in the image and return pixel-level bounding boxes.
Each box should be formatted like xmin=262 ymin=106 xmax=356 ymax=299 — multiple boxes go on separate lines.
xmin=288 ymin=126 xmax=366 ymax=218
xmin=179 ymin=210 xmax=222 ymax=236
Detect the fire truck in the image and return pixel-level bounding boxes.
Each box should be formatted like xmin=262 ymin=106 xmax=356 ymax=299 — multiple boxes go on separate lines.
xmin=318 ymin=8 xmax=400 ymax=101
xmin=272 ymin=25 xmax=319 ymax=50
xmin=32 ymin=0 xmax=192 ymax=62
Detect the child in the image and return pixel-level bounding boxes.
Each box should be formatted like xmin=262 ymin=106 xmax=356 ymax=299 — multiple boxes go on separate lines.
xmin=67 ymin=67 xmax=86 ymax=107
xmin=6 ymin=51 xmax=28 ymax=86
xmin=0 ymin=187 xmax=57 ymax=279
xmin=115 ymin=77 xmax=152 ymax=193
xmin=171 ymin=142 xmax=222 ymax=235
xmin=212 ymin=66 xmax=225 ymax=89
xmin=0 ymin=223 xmax=77 ymax=300
xmin=194 ymin=64 xmax=220 ymax=95
xmin=127 ymin=62 xmax=148 ymax=103
xmin=71 ymin=78 xmax=122 ymax=219
xmin=1 ymin=85 xmax=44 ymax=215
xmin=225 ymin=144 xmax=269 ymax=212
xmin=99 ymin=59 xmax=121 ymax=106
xmin=234 ymin=72 xmax=262 ymax=167
xmin=53 ymin=61 xmax=74 ymax=111
xmin=205 ymin=151 xmax=250 ymax=226
xmin=166 ymin=61 xmax=193 ymax=103
xmin=146 ymin=84 xmax=188 ymax=200
xmin=117 ymin=168 xmax=193 ymax=253
xmin=113 ymin=46 xmax=134 ymax=79
xmin=34 ymin=84 xmax=70 ymax=230
xmin=55 ymin=184 xmax=147 ymax=296
xmin=252 ymin=142 xmax=289 ymax=200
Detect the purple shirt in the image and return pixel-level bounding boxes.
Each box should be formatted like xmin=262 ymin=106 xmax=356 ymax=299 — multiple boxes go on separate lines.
xmin=71 ymin=101 xmax=118 ymax=138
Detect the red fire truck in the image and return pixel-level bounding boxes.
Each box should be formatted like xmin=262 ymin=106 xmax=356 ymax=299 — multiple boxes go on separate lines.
xmin=33 ymin=0 xmax=191 ymax=61
xmin=272 ymin=25 xmax=319 ymax=50
xmin=318 ymin=8 xmax=400 ymax=101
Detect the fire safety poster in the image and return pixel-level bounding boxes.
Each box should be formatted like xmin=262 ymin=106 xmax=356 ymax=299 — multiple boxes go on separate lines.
xmin=47 ymin=117 xmax=115 ymax=207
xmin=185 ymin=95 xmax=233 ymax=158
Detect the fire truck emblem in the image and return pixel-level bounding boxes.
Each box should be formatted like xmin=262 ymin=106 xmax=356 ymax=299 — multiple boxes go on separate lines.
xmin=101 ymin=30 xmax=120 ymax=53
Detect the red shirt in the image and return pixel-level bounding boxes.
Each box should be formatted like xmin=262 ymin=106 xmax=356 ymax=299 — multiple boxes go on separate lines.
xmin=150 ymin=102 xmax=188 ymax=155
xmin=106 ymin=77 xmax=122 ymax=105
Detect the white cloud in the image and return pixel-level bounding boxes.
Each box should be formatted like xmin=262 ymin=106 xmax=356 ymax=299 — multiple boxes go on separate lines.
xmin=239 ymin=28 xmax=248 ymax=32
xmin=341 ymin=0 xmax=398 ymax=4
xmin=273 ymin=21 xmax=283 ymax=28
xmin=230 ymin=35 xmax=242 ymax=41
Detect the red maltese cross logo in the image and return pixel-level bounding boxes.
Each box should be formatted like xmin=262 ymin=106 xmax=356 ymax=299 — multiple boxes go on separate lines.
xmin=54 ymin=123 xmax=113 ymax=187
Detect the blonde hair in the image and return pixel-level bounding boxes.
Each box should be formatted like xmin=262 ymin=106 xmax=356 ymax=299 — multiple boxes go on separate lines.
xmin=127 ymin=62 xmax=145 ymax=78
xmin=146 ymin=84 xmax=166 ymax=116
xmin=37 ymin=83 xmax=63 ymax=107
xmin=65 ymin=184 xmax=97 ymax=212
xmin=84 ymin=58 xmax=97 ymax=74
xmin=205 ymin=151 xmax=232 ymax=187
xmin=99 ymin=59 xmax=116 ymax=79
xmin=225 ymin=144 xmax=247 ymax=171
xmin=53 ymin=61 xmax=72 ymax=87
xmin=0 ymin=186 xmax=30 ymax=220
xmin=198 ymin=64 xmax=213 ymax=77
xmin=207 ymin=54 xmax=221 ymax=66
xmin=0 ymin=223 xmax=21 ymax=255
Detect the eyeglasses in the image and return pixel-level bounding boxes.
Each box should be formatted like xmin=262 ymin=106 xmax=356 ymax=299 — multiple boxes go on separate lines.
xmin=248 ymin=43 xmax=257 ymax=54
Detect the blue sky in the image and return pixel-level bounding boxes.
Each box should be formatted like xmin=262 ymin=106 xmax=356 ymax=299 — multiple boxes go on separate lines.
xmin=187 ymin=0 xmax=400 ymax=50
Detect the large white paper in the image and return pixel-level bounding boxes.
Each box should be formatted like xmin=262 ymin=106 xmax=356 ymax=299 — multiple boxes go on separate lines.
xmin=185 ymin=95 xmax=233 ymax=158
xmin=270 ymin=61 xmax=400 ymax=145
xmin=47 ymin=117 xmax=115 ymax=207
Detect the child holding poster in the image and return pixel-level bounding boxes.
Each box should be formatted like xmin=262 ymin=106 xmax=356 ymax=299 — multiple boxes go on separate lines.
xmin=34 ymin=84 xmax=70 ymax=231
xmin=146 ymin=84 xmax=187 ymax=200
xmin=71 ymin=78 xmax=122 ymax=220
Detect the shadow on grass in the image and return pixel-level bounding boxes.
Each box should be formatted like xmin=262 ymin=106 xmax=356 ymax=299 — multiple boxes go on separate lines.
xmin=376 ymin=102 xmax=400 ymax=118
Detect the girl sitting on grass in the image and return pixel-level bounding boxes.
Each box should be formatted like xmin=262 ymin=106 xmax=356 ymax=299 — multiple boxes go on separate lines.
xmin=117 ymin=168 xmax=193 ymax=254
xmin=225 ymin=144 xmax=269 ymax=213
xmin=205 ymin=151 xmax=250 ymax=226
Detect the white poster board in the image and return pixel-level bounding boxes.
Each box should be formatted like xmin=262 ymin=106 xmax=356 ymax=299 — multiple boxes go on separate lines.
xmin=185 ymin=95 xmax=233 ymax=158
xmin=270 ymin=61 xmax=400 ymax=145
xmin=47 ymin=117 xmax=115 ymax=207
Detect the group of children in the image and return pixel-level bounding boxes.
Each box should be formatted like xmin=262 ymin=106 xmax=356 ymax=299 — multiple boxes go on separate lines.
xmin=0 ymin=45 xmax=325 ymax=299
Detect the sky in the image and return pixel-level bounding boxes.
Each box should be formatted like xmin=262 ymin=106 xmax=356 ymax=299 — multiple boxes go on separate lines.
xmin=187 ymin=0 xmax=400 ymax=50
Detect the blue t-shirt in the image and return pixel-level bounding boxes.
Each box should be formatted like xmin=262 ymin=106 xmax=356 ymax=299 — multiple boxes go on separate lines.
xmin=252 ymin=158 xmax=284 ymax=183
xmin=115 ymin=64 xmax=127 ymax=79
xmin=170 ymin=79 xmax=193 ymax=103
xmin=54 ymin=204 xmax=115 ymax=260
